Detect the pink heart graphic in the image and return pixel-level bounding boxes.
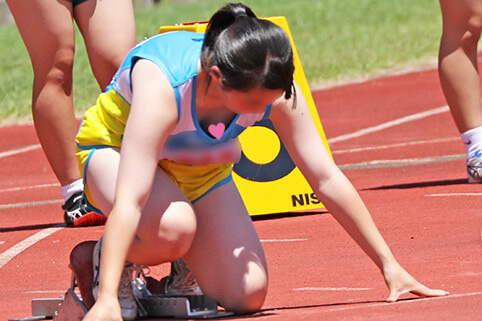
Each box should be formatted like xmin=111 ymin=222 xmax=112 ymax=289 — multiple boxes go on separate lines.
xmin=208 ymin=123 xmax=225 ymax=139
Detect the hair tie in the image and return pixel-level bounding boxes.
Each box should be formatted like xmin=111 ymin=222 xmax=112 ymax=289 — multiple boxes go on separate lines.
xmin=235 ymin=12 xmax=249 ymax=20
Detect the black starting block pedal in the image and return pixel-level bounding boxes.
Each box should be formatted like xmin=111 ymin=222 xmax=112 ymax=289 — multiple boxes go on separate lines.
xmin=138 ymin=294 xmax=234 ymax=319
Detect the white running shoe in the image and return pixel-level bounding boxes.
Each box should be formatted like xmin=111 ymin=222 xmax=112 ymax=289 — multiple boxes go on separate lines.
xmin=165 ymin=258 xmax=203 ymax=295
xmin=467 ymin=150 xmax=482 ymax=183
xmin=92 ymin=238 xmax=138 ymax=320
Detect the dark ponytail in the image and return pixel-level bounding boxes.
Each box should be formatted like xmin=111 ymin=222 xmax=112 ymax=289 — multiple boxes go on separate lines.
xmin=201 ymin=3 xmax=295 ymax=101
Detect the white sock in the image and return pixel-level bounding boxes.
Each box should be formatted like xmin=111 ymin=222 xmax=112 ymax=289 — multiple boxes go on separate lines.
xmin=60 ymin=179 xmax=84 ymax=201
xmin=461 ymin=126 xmax=482 ymax=158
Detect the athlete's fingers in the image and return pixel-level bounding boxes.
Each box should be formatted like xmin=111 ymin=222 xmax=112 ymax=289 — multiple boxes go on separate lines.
xmin=410 ymin=285 xmax=449 ymax=299
xmin=386 ymin=283 xmax=449 ymax=303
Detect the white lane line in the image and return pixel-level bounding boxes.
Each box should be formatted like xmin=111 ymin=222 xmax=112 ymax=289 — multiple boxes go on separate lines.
xmin=0 ymin=183 xmax=58 ymax=193
xmin=0 ymin=199 xmax=63 ymax=210
xmin=321 ymin=291 xmax=482 ymax=313
xmin=0 ymin=227 xmax=64 ymax=269
xmin=328 ymin=106 xmax=449 ymax=144
xmin=0 ymin=144 xmax=40 ymax=159
xmin=338 ymin=154 xmax=465 ymax=170
xmin=293 ymin=287 xmax=372 ymax=292
xmin=25 ymin=290 xmax=66 ymax=294
xmin=331 ymin=137 xmax=459 ymax=155
xmin=261 ymin=238 xmax=308 ymax=243
xmin=426 ymin=193 xmax=482 ymax=197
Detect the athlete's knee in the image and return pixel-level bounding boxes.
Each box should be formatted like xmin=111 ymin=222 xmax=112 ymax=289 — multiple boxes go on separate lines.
xmin=146 ymin=203 xmax=197 ymax=259
xmin=215 ymin=268 xmax=268 ymax=314
xmin=33 ymin=48 xmax=74 ymax=90
xmin=441 ymin=3 xmax=482 ymax=49
xmin=219 ymin=281 xmax=268 ymax=314
xmin=89 ymin=49 xmax=128 ymax=89
xmin=162 ymin=201 xmax=197 ymax=238
xmin=462 ymin=16 xmax=482 ymax=46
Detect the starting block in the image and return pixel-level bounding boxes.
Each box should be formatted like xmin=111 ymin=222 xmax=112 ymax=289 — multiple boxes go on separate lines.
xmin=10 ymin=273 xmax=233 ymax=320
xmin=11 ymin=240 xmax=233 ymax=321
xmin=137 ymin=294 xmax=228 ymax=319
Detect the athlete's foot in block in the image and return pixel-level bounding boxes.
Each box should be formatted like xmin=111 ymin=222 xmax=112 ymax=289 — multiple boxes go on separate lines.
xmin=70 ymin=240 xmax=97 ymax=309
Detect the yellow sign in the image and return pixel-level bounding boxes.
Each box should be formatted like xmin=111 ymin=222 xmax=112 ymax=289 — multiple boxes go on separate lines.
xmin=159 ymin=17 xmax=332 ymax=216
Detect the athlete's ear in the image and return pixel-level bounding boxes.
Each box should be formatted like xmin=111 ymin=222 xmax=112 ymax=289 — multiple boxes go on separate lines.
xmin=209 ymin=66 xmax=223 ymax=85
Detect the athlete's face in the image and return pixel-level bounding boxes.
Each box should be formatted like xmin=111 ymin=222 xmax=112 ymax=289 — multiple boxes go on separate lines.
xmin=218 ymin=86 xmax=284 ymax=114
xmin=210 ymin=66 xmax=284 ymax=114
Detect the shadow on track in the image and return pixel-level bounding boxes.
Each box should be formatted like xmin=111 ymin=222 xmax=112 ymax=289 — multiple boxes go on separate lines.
xmin=206 ymin=297 xmax=427 ymax=320
xmin=0 ymin=222 xmax=65 ymax=233
xmin=363 ymin=178 xmax=468 ymax=190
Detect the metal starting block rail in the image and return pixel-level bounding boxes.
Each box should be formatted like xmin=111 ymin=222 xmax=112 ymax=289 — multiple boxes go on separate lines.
xmin=137 ymin=294 xmax=233 ymax=319
xmin=10 ymin=275 xmax=234 ymax=320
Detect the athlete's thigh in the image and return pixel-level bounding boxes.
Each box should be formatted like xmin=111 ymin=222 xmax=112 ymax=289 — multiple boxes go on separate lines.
xmin=184 ymin=180 xmax=268 ymax=307
xmin=85 ymin=148 xmax=195 ymax=243
xmin=74 ymin=0 xmax=136 ymax=88
xmin=83 ymin=148 xmax=120 ymax=214
xmin=6 ymin=0 xmax=75 ymax=70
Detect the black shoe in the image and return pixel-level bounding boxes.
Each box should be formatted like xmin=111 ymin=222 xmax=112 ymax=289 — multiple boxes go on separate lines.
xmin=62 ymin=191 xmax=107 ymax=227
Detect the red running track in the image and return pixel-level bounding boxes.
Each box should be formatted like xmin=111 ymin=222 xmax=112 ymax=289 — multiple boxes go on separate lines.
xmin=1 ymin=65 xmax=481 ymax=320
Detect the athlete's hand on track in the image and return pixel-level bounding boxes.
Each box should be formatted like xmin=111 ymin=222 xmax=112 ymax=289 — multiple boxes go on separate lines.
xmin=82 ymin=296 xmax=123 ymax=321
xmin=382 ymin=263 xmax=449 ymax=302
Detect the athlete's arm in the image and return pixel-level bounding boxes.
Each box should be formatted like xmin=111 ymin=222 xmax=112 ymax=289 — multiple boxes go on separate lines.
xmin=269 ymin=81 xmax=448 ymax=302
xmin=86 ymin=59 xmax=178 ymax=320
